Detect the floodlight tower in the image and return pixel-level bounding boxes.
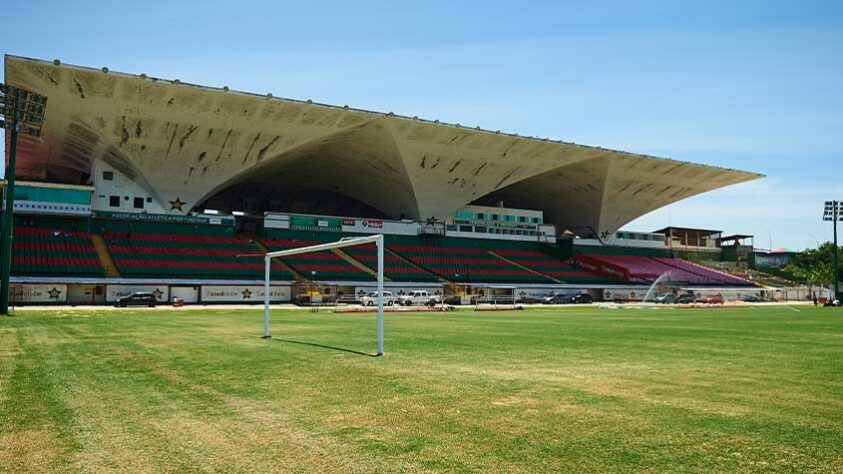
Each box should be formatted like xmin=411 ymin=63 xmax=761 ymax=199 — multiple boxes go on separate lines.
xmin=823 ymin=201 xmax=842 ymax=301
xmin=0 ymin=84 xmax=48 ymax=315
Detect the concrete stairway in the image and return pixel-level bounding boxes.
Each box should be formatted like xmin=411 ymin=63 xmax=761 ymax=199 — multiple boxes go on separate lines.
xmin=332 ymin=248 xmax=392 ymax=281
xmin=91 ymin=234 xmax=121 ymax=278
xmin=244 ymin=233 xmax=306 ymax=282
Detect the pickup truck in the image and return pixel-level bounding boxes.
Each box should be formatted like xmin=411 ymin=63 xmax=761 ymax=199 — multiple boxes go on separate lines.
xmin=397 ymin=290 xmax=439 ymax=306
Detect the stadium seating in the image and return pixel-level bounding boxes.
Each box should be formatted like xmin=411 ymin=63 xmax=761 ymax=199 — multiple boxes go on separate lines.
xmin=104 ymin=231 xmax=288 ymax=280
xmin=491 ymin=248 xmax=613 ymax=283
xmin=652 ymin=257 xmax=754 ymax=286
xmin=388 ymin=241 xmax=552 ymax=283
xmin=11 ymin=215 xmax=748 ymax=287
xmin=12 ymin=226 xmax=103 ymax=277
xmin=12 ymin=226 xmax=104 ymax=277
xmin=344 ymin=244 xmax=440 ymax=281
xmin=579 ymin=253 xmax=754 ymax=285
xmin=261 ymin=237 xmax=375 ymax=281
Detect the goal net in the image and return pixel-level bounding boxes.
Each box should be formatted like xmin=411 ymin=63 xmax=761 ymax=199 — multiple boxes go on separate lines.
xmin=260 ymin=234 xmax=386 ymax=355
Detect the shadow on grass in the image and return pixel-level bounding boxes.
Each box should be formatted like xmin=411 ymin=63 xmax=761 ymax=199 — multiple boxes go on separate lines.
xmin=271 ymin=337 xmax=380 ymax=357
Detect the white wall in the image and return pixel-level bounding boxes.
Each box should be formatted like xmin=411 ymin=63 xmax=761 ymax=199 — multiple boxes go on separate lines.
xmin=171 ymin=286 xmax=200 ymax=303
xmin=68 ymin=284 xmax=105 ymax=304
xmin=92 ymin=160 xmax=167 ymax=214
xmin=10 ymin=284 xmax=68 ymax=304
xmin=200 ymin=285 xmax=291 ymax=303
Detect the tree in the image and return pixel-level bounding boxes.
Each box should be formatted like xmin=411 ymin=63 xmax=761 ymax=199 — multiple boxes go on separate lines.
xmin=785 ymin=243 xmax=841 ymax=287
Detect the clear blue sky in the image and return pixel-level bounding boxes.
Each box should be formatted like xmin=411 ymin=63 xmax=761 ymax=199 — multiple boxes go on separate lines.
xmin=3 ymin=0 xmax=841 ymax=250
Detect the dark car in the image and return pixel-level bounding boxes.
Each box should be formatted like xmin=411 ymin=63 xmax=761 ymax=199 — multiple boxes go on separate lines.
xmin=677 ymin=294 xmax=696 ymax=304
xmin=516 ymin=296 xmax=543 ymax=304
xmin=115 ymin=292 xmax=157 ymax=307
xmin=655 ymin=294 xmax=678 ymax=304
xmin=742 ymin=295 xmax=771 ymax=303
xmin=542 ymin=293 xmax=571 ymax=304
xmin=565 ymin=293 xmax=593 ymax=304
xmin=443 ymin=295 xmax=463 ymax=305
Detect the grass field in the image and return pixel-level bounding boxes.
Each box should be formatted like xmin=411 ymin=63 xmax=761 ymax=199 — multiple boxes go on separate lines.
xmin=1 ymin=305 xmax=841 ymax=473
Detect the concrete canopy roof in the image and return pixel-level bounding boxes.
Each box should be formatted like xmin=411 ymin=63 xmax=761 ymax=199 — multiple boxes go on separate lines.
xmin=4 ymin=55 xmax=763 ymax=235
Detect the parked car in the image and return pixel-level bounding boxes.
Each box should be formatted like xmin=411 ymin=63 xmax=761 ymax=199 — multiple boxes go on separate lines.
xmin=397 ymin=290 xmax=439 ymax=306
xmin=360 ymin=291 xmax=394 ymax=306
xmin=742 ymin=295 xmax=771 ymax=303
xmin=655 ymin=294 xmax=679 ymax=304
xmin=515 ymin=296 xmax=543 ymax=304
xmin=541 ymin=293 xmax=591 ymax=304
xmin=700 ymin=294 xmax=725 ymax=304
xmin=443 ymin=295 xmax=463 ymax=305
xmin=565 ymin=293 xmax=593 ymax=304
xmin=542 ymin=293 xmax=571 ymax=304
xmin=115 ymin=292 xmax=157 ymax=307
xmin=677 ymin=294 xmax=696 ymax=304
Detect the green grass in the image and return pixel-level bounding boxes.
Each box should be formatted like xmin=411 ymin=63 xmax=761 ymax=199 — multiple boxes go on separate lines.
xmin=1 ymin=306 xmax=842 ymax=473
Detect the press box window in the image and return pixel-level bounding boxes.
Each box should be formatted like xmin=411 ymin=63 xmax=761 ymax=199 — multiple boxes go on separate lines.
xmin=108 ymin=196 xmax=120 ymax=207
xmin=133 ymin=197 xmax=144 ymax=209
xmin=102 ymin=171 xmax=114 ymax=181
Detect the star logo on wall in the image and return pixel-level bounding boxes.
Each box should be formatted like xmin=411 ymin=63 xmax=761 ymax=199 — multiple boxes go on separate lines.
xmin=152 ymin=288 xmax=163 ymax=300
xmin=47 ymin=287 xmax=62 ymax=299
xmin=169 ymin=197 xmax=186 ymax=212
xmin=242 ymin=289 xmax=252 ymax=299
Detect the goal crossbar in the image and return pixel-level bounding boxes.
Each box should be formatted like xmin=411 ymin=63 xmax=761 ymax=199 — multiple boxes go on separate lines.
xmin=262 ymin=234 xmax=385 ymax=355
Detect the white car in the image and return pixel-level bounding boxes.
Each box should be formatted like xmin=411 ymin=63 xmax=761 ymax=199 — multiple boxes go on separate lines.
xmin=397 ymin=290 xmax=440 ymax=306
xmin=360 ymin=291 xmax=394 ymax=306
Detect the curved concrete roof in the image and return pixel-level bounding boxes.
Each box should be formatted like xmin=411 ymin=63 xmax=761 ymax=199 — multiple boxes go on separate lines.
xmin=4 ymin=55 xmax=762 ymax=235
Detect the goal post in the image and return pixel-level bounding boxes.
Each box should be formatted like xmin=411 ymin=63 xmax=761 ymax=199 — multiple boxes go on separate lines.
xmin=262 ymin=234 xmax=385 ymax=355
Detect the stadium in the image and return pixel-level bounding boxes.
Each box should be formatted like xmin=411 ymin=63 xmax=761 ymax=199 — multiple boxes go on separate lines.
xmin=3 ymin=54 xmax=776 ymax=306
xmin=3 ymin=53 xmax=841 ymax=473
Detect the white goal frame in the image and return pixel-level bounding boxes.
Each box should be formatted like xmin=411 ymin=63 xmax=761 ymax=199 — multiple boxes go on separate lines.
xmin=262 ymin=234 xmax=385 ymax=355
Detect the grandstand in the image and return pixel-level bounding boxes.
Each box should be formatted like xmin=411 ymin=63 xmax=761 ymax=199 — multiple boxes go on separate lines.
xmin=12 ymin=224 xmax=102 ymax=278
xmin=343 ymin=244 xmax=441 ymax=282
xmin=261 ymin=235 xmax=374 ymax=282
xmin=575 ymin=253 xmax=753 ymax=286
xmin=102 ymin=230 xmax=281 ymax=280
xmin=4 ymin=210 xmax=766 ymax=306
xmin=1 ymin=55 xmax=767 ymax=305
xmin=388 ymin=240 xmax=551 ymax=284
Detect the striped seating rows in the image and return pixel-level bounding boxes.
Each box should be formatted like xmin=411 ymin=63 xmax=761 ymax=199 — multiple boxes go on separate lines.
xmin=104 ymin=231 xmax=289 ymax=279
xmin=12 ymin=226 xmax=103 ymax=277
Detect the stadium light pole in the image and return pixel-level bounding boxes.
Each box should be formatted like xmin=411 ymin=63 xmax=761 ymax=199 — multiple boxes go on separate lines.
xmin=0 ymin=85 xmax=47 ymax=315
xmin=823 ymin=201 xmax=842 ymax=301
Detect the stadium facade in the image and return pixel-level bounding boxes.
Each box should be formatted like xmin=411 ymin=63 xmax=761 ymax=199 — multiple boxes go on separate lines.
xmin=2 ymin=55 xmax=771 ymax=305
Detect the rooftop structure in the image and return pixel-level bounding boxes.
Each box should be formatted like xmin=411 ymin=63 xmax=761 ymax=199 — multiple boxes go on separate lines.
xmin=5 ymin=55 xmax=762 ymax=237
